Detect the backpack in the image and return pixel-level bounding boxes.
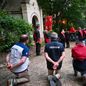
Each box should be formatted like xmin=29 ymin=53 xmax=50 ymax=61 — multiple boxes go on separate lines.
xmin=72 ymin=44 xmax=86 ymax=61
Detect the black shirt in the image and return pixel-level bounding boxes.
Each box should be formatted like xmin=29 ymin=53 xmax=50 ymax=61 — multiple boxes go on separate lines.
xmin=33 ymin=29 xmax=40 ymax=42
xmin=44 ymin=40 xmax=64 ymax=69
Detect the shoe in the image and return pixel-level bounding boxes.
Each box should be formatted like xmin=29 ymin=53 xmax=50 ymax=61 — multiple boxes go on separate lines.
xmin=74 ymin=70 xmax=78 ymax=77
xmin=48 ymin=75 xmax=56 ymax=86
xmin=48 ymin=75 xmax=53 ymax=81
xmin=82 ymin=74 xmax=86 ymax=80
xmin=14 ymin=77 xmax=30 ymax=85
xmin=55 ymin=74 xmax=61 ymax=79
xmin=52 ymin=74 xmax=61 ymax=82
xmin=52 ymin=75 xmax=62 ymax=86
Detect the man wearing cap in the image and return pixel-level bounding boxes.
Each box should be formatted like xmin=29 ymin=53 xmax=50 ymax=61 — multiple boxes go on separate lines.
xmin=44 ymin=32 xmax=65 ymax=75
xmin=6 ymin=34 xmax=30 ymax=82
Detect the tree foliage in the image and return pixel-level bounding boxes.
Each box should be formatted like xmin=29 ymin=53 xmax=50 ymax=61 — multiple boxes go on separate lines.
xmin=37 ymin=0 xmax=86 ymax=30
xmin=0 ymin=11 xmax=33 ymax=52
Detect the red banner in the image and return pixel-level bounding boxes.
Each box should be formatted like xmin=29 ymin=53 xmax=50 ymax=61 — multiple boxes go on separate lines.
xmin=45 ymin=16 xmax=52 ymax=31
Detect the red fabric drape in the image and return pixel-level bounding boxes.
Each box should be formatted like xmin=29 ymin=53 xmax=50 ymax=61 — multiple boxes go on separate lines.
xmin=45 ymin=16 xmax=52 ymax=31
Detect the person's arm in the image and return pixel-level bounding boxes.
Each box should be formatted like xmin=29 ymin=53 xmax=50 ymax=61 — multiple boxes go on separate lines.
xmin=6 ymin=53 xmax=12 ymax=69
xmin=8 ymin=56 xmax=27 ymax=70
xmin=57 ymin=51 xmax=65 ymax=64
xmin=44 ymin=52 xmax=55 ymax=64
xmin=6 ymin=53 xmax=27 ymax=70
xmin=6 ymin=53 xmax=11 ymax=64
xmin=12 ymin=56 xmax=27 ymax=68
xmin=53 ymin=51 xmax=65 ymax=69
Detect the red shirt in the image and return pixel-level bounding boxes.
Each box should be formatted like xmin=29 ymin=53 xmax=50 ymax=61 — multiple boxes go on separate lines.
xmin=72 ymin=44 xmax=86 ymax=61
xmin=69 ymin=27 xmax=76 ymax=33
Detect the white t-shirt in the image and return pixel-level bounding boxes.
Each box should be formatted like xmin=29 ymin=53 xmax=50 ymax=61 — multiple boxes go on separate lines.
xmin=9 ymin=43 xmax=30 ymax=73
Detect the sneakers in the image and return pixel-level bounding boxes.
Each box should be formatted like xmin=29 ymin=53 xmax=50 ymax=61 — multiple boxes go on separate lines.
xmin=53 ymin=74 xmax=62 ymax=86
xmin=55 ymin=74 xmax=61 ymax=79
xmin=48 ymin=74 xmax=61 ymax=81
xmin=82 ymin=74 xmax=86 ymax=80
xmin=13 ymin=77 xmax=30 ymax=85
xmin=74 ymin=70 xmax=78 ymax=77
xmin=48 ymin=75 xmax=53 ymax=81
xmin=48 ymin=74 xmax=62 ymax=86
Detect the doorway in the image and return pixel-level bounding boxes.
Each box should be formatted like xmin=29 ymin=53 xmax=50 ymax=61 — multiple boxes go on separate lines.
xmin=32 ymin=15 xmax=39 ymax=28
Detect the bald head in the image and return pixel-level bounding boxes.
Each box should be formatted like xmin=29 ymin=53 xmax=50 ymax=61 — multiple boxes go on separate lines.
xmin=20 ymin=34 xmax=28 ymax=43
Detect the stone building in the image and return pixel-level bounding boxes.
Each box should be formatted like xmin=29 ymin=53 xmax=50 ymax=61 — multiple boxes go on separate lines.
xmin=0 ymin=0 xmax=44 ymax=38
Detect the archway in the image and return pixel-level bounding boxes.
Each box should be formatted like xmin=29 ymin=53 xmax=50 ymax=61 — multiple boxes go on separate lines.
xmin=32 ymin=15 xmax=39 ymax=28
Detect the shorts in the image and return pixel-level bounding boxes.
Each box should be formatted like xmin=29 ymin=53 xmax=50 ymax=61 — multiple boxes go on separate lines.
xmin=47 ymin=61 xmax=62 ymax=70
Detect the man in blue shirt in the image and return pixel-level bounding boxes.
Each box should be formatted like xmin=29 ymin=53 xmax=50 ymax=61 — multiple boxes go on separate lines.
xmin=6 ymin=34 xmax=30 ymax=82
xmin=44 ymin=32 xmax=65 ymax=75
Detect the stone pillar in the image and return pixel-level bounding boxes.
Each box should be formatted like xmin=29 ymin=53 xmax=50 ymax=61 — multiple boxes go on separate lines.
xmin=21 ymin=2 xmax=29 ymax=22
xmin=39 ymin=9 xmax=44 ymax=39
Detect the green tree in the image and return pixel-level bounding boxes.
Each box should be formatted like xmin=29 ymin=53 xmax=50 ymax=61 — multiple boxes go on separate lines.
xmin=0 ymin=11 xmax=33 ymax=52
xmin=37 ymin=0 xmax=86 ymax=31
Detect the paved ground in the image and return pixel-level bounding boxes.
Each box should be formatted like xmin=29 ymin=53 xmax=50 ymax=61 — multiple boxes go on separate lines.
xmin=0 ymin=42 xmax=85 ymax=86
xmin=18 ymin=42 xmax=84 ymax=86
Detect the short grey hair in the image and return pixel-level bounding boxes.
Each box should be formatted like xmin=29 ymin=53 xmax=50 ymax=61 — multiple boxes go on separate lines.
xmin=50 ymin=32 xmax=58 ymax=39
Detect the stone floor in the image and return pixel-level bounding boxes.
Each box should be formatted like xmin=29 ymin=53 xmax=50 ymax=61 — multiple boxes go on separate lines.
xmin=0 ymin=42 xmax=85 ymax=86
xmin=18 ymin=42 xmax=84 ymax=86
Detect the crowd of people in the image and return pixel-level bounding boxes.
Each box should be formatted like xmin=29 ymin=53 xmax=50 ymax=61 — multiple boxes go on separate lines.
xmin=44 ymin=26 xmax=86 ymax=47
xmin=6 ymin=25 xmax=86 ymax=85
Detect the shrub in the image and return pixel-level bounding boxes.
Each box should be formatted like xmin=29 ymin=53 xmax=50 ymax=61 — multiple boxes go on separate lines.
xmin=0 ymin=11 xmax=33 ymax=52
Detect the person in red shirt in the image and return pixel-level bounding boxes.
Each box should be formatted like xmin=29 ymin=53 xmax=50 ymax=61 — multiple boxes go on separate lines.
xmin=43 ymin=29 xmax=50 ymax=43
xmin=69 ymin=26 xmax=76 ymax=41
xmin=69 ymin=26 xmax=76 ymax=33
xmin=71 ymin=40 xmax=86 ymax=78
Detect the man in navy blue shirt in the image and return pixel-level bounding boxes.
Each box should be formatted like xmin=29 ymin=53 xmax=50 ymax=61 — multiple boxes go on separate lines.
xmin=44 ymin=32 xmax=65 ymax=75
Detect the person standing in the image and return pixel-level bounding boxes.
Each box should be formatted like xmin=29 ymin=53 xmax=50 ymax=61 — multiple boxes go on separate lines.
xmin=69 ymin=26 xmax=76 ymax=41
xmin=43 ymin=29 xmax=50 ymax=44
xmin=76 ymin=27 xmax=83 ymax=41
xmin=33 ymin=25 xmax=41 ymax=56
xmin=65 ymin=31 xmax=70 ymax=48
xmin=44 ymin=32 xmax=65 ymax=75
xmin=83 ymin=28 xmax=86 ymax=40
xmin=6 ymin=34 xmax=30 ymax=82
xmin=59 ymin=29 xmax=66 ymax=48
